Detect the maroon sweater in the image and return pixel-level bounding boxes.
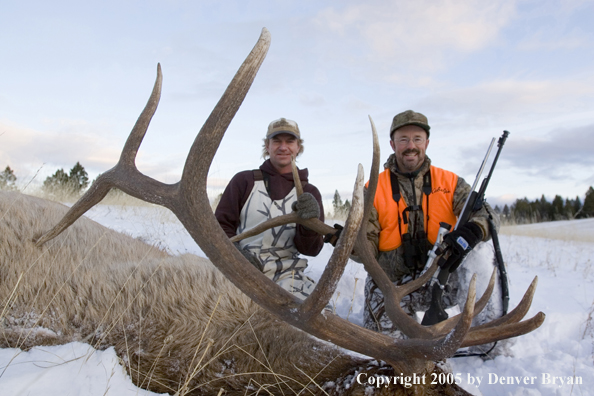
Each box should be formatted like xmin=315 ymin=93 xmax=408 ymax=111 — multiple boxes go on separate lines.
xmin=215 ymin=160 xmax=325 ymax=257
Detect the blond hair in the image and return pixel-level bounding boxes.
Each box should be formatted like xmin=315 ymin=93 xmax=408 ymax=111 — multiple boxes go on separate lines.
xmin=261 ymin=137 xmax=305 ymax=159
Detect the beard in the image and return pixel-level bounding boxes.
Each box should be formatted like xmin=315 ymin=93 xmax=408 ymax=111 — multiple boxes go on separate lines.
xmin=398 ymin=148 xmax=423 ymax=172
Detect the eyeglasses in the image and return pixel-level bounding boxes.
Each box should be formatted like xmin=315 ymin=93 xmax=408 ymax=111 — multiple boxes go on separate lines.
xmin=394 ymin=137 xmax=426 ymax=146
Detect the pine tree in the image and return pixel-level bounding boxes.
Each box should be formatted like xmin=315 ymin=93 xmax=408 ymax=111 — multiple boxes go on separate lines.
xmin=68 ymin=162 xmax=89 ymax=193
xmin=332 ymin=190 xmax=343 ymax=218
xmin=43 ymin=168 xmax=70 ymax=196
xmin=0 ymin=166 xmax=17 ymax=190
xmin=578 ymin=186 xmax=594 ymax=218
xmin=43 ymin=162 xmax=89 ymax=198
xmin=551 ymin=195 xmax=564 ymax=220
xmin=573 ymin=196 xmax=582 ymax=215
xmin=343 ymin=199 xmax=351 ymax=216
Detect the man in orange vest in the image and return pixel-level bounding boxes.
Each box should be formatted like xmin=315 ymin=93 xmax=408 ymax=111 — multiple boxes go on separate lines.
xmin=363 ymin=110 xmax=498 ymax=336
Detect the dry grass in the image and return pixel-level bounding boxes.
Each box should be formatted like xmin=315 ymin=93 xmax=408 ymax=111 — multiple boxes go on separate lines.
xmin=500 ymin=218 xmax=594 ymax=243
xmin=0 ymin=191 xmax=355 ymax=395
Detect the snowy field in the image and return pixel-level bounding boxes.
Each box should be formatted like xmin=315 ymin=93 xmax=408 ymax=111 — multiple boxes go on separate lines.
xmin=1 ymin=203 xmax=593 ymax=396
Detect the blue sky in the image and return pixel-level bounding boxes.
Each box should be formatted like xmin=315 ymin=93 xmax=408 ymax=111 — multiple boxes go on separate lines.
xmin=1 ymin=0 xmax=594 ymax=209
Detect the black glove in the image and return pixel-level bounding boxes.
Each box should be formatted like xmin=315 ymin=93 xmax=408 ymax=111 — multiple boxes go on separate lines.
xmin=440 ymin=222 xmax=483 ymax=272
xmin=233 ymin=242 xmax=263 ymax=271
xmin=323 ymin=224 xmax=344 ymax=246
xmin=291 ymin=192 xmax=320 ymax=219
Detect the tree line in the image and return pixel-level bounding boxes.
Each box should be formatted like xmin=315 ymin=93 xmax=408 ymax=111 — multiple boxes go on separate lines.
xmin=494 ymin=187 xmax=594 ymax=224
xmin=2 ymin=164 xmax=594 ymax=223
xmin=0 ymin=162 xmax=89 ymax=198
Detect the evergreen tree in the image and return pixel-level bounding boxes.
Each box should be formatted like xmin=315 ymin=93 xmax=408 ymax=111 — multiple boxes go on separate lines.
xmin=512 ymin=198 xmax=532 ymax=223
xmin=502 ymin=204 xmax=510 ymax=218
xmin=332 ymin=190 xmax=343 ymax=218
xmin=0 ymin=166 xmax=17 ymax=190
xmin=574 ymin=196 xmax=582 ymax=215
xmin=68 ymin=162 xmax=89 ymax=193
xmin=537 ymin=194 xmax=551 ymax=222
xmin=551 ymin=195 xmax=564 ymax=220
xmin=564 ymin=198 xmax=575 ymax=219
xmin=578 ymin=186 xmax=594 ymax=218
xmin=43 ymin=168 xmax=70 ymax=196
xmin=343 ymin=199 xmax=351 ymax=216
xmin=43 ymin=162 xmax=89 ymax=198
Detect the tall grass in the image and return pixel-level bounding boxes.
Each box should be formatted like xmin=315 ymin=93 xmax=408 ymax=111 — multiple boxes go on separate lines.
xmin=0 ymin=192 xmax=363 ymax=395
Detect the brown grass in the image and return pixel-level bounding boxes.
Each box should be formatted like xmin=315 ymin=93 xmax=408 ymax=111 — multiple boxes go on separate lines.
xmin=500 ymin=219 xmax=594 ymax=243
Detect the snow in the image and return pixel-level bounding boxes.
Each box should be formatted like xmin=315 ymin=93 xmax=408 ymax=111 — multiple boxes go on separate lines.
xmin=1 ymin=203 xmax=593 ymax=395
xmin=0 ymin=343 xmax=161 ymax=396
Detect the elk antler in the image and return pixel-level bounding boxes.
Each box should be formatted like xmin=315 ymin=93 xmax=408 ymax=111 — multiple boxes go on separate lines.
xmin=36 ymin=28 xmax=545 ymax=375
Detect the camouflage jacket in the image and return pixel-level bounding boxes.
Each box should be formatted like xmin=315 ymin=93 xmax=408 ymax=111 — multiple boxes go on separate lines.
xmin=366 ymin=155 xmax=499 ymax=282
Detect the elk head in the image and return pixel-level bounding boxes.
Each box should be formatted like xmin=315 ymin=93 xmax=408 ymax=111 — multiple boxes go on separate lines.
xmin=35 ymin=28 xmax=545 ymax=376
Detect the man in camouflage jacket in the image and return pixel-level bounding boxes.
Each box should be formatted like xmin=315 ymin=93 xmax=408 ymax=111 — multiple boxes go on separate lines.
xmin=363 ymin=110 xmax=499 ymax=336
xmin=215 ymin=118 xmax=324 ymax=301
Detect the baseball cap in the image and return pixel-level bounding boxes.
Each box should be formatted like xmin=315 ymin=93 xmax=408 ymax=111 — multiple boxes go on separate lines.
xmin=266 ymin=118 xmax=301 ymax=139
xmin=390 ymin=110 xmax=430 ymax=138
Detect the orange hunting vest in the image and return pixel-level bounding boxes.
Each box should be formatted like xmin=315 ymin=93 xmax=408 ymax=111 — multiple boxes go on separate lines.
xmin=372 ymin=166 xmax=458 ymax=251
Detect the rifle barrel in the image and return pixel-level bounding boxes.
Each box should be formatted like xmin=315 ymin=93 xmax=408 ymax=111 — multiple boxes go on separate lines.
xmin=455 ymin=138 xmax=495 ymax=230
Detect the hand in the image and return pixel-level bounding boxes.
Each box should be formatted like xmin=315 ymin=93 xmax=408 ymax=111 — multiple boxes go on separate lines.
xmin=440 ymin=222 xmax=483 ymax=272
xmin=291 ymin=192 xmax=320 ymax=219
xmin=323 ymin=224 xmax=344 ymax=246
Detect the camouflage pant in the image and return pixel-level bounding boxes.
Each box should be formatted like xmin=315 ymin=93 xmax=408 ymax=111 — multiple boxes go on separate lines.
xmin=363 ymin=272 xmax=460 ymax=338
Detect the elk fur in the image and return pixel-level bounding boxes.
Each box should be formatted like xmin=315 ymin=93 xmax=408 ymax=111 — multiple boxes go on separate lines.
xmin=0 ymin=190 xmax=362 ymax=394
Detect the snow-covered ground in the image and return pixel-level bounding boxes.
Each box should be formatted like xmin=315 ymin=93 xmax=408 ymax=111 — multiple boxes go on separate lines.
xmin=1 ymin=203 xmax=593 ymax=395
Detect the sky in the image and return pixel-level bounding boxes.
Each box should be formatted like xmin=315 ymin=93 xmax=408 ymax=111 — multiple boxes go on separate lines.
xmin=1 ymin=0 xmax=594 ymax=208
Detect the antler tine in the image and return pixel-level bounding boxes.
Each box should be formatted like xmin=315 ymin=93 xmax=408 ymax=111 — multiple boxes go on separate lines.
xmin=181 ymin=28 xmax=271 ymax=192
xmin=390 ymin=274 xmax=477 ymax=373
xmin=230 ymin=213 xmax=335 ymax=243
xmin=440 ymin=274 xmax=477 ymax=351
xmin=120 ymin=63 xmax=163 ymax=167
xmin=300 ymin=164 xmax=365 ymax=319
xmin=461 ymin=312 xmax=545 ymax=348
xmin=350 ymin=116 xmax=436 ymax=339
xmin=291 ymin=156 xmax=304 ymax=196
xmin=470 ymin=276 xmax=540 ymax=331
xmin=35 ymin=64 xmax=172 ymax=247
xmin=428 ymin=267 xmax=498 ymax=335
xmin=362 ymin=115 xmax=381 ymax=224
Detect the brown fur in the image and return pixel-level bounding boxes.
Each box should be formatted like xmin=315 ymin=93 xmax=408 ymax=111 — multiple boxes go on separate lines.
xmin=0 ymin=191 xmax=471 ymax=395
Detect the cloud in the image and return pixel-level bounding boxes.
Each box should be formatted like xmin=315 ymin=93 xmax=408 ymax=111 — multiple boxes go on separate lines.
xmin=0 ymin=120 xmax=122 ymax=179
xmin=414 ymin=75 xmax=594 ymax=132
xmin=459 ymin=123 xmax=594 ymax=180
xmin=315 ymin=0 xmax=516 ymax=72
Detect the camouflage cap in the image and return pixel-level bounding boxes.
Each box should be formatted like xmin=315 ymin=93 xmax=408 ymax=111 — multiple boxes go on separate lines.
xmin=266 ymin=118 xmax=301 ymax=139
xmin=389 ymin=110 xmax=430 ymax=138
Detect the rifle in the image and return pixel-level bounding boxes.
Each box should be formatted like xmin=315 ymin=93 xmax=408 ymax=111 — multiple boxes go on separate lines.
xmin=421 ymin=131 xmax=510 ymax=326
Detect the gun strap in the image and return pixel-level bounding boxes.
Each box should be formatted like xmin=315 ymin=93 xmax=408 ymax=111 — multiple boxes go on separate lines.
xmin=488 ymin=216 xmax=509 ymax=315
